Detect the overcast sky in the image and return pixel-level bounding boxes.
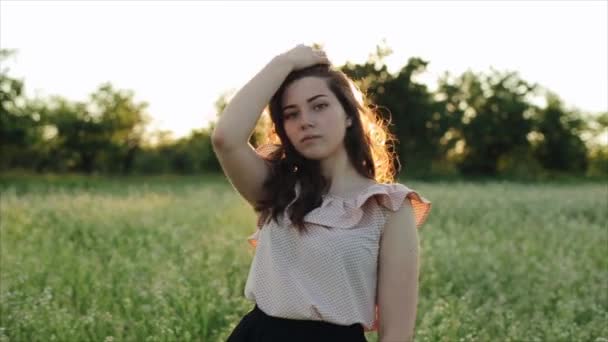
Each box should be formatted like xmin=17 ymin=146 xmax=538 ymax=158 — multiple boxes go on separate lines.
xmin=1 ymin=0 xmax=606 ymax=139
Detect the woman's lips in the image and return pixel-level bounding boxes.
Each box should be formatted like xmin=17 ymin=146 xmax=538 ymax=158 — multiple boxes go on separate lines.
xmin=301 ymin=136 xmax=321 ymax=143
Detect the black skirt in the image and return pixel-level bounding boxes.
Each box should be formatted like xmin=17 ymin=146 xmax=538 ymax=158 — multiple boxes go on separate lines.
xmin=227 ymin=304 xmax=368 ymax=342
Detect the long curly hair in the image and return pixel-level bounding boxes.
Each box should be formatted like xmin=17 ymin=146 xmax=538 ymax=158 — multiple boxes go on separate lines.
xmin=253 ymin=64 xmax=399 ymax=233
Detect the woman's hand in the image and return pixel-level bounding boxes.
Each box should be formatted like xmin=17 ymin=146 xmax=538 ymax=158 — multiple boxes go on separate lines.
xmin=279 ymin=44 xmax=331 ymax=71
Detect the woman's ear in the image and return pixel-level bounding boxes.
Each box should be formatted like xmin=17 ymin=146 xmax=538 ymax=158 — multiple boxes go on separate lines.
xmin=346 ymin=117 xmax=352 ymax=127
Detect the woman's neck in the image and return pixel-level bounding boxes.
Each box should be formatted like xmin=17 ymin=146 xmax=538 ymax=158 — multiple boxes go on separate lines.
xmin=319 ymin=145 xmax=375 ymax=198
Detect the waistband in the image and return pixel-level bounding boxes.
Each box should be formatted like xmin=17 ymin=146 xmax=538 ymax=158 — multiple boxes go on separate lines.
xmin=251 ymin=304 xmax=364 ymax=333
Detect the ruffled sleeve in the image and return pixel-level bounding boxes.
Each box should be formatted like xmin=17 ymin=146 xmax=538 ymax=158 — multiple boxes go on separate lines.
xmin=368 ymin=183 xmax=432 ymax=229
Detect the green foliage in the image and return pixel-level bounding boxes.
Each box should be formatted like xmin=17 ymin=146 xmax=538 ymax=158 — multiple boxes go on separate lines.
xmin=0 ymin=49 xmax=49 ymax=171
xmin=1 ymin=177 xmax=606 ymax=341
xmin=44 ymin=84 xmax=150 ymax=174
xmin=531 ymin=93 xmax=589 ymax=172
xmin=435 ymin=69 xmax=537 ymax=176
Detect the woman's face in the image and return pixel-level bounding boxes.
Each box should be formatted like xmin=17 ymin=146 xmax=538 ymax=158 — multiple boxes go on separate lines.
xmin=281 ymin=76 xmax=352 ymax=160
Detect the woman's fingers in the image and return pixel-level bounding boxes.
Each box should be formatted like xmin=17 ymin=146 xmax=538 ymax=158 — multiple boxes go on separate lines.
xmin=314 ymin=49 xmax=330 ymax=64
xmin=283 ymin=44 xmax=331 ymax=69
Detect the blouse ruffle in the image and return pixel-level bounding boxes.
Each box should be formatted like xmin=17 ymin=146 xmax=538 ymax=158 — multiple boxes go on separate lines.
xmin=247 ymin=182 xmax=431 ymax=247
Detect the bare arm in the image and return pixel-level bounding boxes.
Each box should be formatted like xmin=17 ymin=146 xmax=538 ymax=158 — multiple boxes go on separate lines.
xmin=210 ymin=56 xmax=292 ymax=206
xmin=377 ymin=199 xmax=420 ymax=342
xmin=211 ymin=55 xmax=293 ymax=149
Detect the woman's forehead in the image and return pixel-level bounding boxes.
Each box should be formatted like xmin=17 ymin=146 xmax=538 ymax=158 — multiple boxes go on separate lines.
xmin=283 ymin=77 xmax=331 ymax=104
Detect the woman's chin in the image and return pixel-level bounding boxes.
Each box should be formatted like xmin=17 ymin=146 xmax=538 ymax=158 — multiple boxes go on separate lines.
xmin=299 ymin=149 xmax=327 ymax=161
xmin=297 ymin=144 xmax=341 ymax=161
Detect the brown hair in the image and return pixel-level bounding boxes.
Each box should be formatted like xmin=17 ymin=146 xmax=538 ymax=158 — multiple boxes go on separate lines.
xmin=253 ymin=64 xmax=398 ymax=233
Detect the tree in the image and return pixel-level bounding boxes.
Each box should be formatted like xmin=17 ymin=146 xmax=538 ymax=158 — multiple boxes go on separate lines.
xmin=531 ymin=91 xmax=588 ymax=172
xmin=88 ymin=83 xmax=150 ymax=173
xmin=436 ymin=69 xmax=536 ymax=176
xmin=0 ymin=49 xmax=49 ymax=171
xmin=47 ymin=83 xmax=150 ymax=173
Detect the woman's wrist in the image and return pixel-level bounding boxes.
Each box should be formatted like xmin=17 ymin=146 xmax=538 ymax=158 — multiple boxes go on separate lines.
xmin=271 ymin=53 xmax=294 ymax=74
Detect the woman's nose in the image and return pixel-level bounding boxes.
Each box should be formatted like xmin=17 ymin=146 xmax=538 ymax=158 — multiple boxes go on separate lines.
xmin=299 ymin=111 xmax=315 ymax=128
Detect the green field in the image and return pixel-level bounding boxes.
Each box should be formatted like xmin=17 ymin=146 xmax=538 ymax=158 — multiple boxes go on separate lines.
xmin=1 ymin=175 xmax=606 ymax=342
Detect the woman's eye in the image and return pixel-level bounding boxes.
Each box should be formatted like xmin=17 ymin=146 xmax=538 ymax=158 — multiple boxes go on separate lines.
xmin=314 ymin=103 xmax=328 ymax=111
xmin=284 ymin=112 xmax=297 ymax=120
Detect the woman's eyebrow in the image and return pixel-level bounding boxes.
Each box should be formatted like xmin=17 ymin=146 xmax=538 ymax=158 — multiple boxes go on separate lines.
xmin=282 ymin=94 xmax=328 ymax=111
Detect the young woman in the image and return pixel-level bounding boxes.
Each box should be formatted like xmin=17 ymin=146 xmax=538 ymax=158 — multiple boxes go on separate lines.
xmin=212 ymin=44 xmax=431 ymax=342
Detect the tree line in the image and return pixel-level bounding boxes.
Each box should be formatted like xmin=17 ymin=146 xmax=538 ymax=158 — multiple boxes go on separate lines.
xmin=1 ymin=46 xmax=606 ymax=179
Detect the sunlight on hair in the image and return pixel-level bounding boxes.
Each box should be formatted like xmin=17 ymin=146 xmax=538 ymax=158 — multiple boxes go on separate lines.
xmin=357 ymin=99 xmax=397 ymax=184
xmin=348 ymin=79 xmax=365 ymax=105
xmin=348 ymin=77 xmax=398 ymax=182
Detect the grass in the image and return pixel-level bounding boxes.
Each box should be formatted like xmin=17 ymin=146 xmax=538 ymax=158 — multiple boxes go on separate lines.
xmin=1 ymin=174 xmax=606 ymax=341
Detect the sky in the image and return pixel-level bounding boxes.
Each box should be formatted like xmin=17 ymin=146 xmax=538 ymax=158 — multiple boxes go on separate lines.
xmin=1 ymin=0 xmax=607 ymax=140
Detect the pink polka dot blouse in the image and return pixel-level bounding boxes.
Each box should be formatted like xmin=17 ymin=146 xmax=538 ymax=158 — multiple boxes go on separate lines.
xmin=243 ymin=180 xmax=432 ymax=332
